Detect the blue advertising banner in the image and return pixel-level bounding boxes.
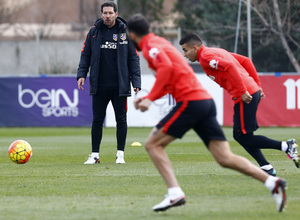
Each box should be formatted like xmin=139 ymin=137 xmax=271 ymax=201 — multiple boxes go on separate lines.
xmin=0 ymin=75 xmax=224 ymax=127
xmin=0 ymin=76 xmax=92 ymax=127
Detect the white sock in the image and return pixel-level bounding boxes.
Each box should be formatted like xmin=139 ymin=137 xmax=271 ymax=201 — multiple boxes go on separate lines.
xmin=91 ymin=152 xmax=99 ymax=158
xmin=281 ymin=142 xmax=288 ymax=152
xmin=168 ymin=187 xmax=185 ymax=196
xmin=117 ymin=150 xmax=124 ymax=156
xmin=261 ymin=164 xmax=273 ymax=171
xmin=264 ymin=176 xmax=279 ymax=192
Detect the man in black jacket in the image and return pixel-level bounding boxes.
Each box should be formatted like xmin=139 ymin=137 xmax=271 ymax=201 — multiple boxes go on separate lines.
xmin=77 ymin=1 xmax=141 ymax=164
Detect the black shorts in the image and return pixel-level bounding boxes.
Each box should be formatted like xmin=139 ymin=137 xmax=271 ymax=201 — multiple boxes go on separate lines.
xmin=233 ymin=90 xmax=260 ymax=136
xmin=156 ymin=99 xmax=226 ymax=147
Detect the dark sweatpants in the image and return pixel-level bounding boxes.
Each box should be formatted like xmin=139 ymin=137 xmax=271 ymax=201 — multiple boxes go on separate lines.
xmin=91 ymin=86 xmax=127 ymax=153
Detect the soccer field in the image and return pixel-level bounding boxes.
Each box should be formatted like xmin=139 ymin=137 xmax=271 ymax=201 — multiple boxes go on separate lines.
xmin=0 ymin=127 xmax=299 ymax=220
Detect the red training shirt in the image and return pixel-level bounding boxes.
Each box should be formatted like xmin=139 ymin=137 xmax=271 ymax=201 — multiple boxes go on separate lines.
xmin=139 ymin=33 xmax=212 ymax=102
xmin=197 ymin=46 xmax=261 ymax=103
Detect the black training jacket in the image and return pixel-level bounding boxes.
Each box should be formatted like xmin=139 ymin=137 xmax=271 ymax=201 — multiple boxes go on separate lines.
xmin=77 ymin=17 xmax=141 ymax=96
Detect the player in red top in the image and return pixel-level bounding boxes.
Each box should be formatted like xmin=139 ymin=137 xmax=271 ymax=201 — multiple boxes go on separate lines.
xmin=179 ymin=33 xmax=299 ymax=176
xmin=127 ymin=14 xmax=287 ymax=213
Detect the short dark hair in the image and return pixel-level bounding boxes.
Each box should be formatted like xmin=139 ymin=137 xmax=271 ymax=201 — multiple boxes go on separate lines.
xmin=179 ymin=33 xmax=203 ymax=46
xmin=101 ymin=1 xmax=118 ymax=13
xmin=127 ymin=14 xmax=150 ymax=37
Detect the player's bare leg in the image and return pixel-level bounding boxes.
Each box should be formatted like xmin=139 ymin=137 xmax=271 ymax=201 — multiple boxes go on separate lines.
xmin=208 ymin=140 xmax=268 ymax=182
xmin=145 ymin=127 xmax=178 ymax=188
xmin=208 ymin=140 xmax=287 ymax=212
xmin=145 ymin=127 xmax=186 ymax=211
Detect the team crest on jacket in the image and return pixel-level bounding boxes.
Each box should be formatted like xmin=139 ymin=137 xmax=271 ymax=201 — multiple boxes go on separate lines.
xmin=149 ymin=48 xmax=160 ymax=59
xmin=113 ymin=34 xmax=118 ymax=41
xmin=209 ymin=59 xmax=219 ymax=69
xmin=120 ymin=33 xmax=126 ymax=41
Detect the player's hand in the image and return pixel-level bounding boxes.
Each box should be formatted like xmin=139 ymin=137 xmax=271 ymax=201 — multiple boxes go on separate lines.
xmin=135 ymin=98 xmax=152 ymax=112
xmin=134 ymin=87 xmax=140 ymax=95
xmin=78 ymin=78 xmax=85 ymax=90
xmin=134 ymin=97 xmax=142 ymax=109
xmin=242 ymin=91 xmax=252 ymax=104
xmin=260 ymin=88 xmax=265 ymax=100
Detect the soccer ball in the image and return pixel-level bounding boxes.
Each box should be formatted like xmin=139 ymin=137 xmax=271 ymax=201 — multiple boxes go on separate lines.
xmin=8 ymin=140 xmax=33 ymax=164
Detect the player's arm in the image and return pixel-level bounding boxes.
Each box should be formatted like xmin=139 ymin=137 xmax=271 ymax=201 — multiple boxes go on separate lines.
xmin=77 ymin=30 xmax=92 ymax=81
xmin=230 ymin=52 xmax=261 ymax=87
xmin=144 ymin=48 xmax=172 ymax=102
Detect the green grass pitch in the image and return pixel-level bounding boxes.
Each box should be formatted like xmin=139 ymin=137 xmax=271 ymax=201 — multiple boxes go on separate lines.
xmin=0 ymin=127 xmax=299 ymax=220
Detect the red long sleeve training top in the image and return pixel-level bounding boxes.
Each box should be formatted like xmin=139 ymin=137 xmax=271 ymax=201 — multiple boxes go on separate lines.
xmin=197 ymin=46 xmax=261 ymax=103
xmin=138 ymin=33 xmax=212 ymax=102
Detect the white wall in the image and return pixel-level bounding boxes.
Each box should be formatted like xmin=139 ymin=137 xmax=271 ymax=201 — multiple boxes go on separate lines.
xmin=105 ymin=74 xmax=223 ymax=127
xmin=0 ymin=40 xmax=157 ymax=76
xmin=0 ymin=40 xmax=83 ymax=75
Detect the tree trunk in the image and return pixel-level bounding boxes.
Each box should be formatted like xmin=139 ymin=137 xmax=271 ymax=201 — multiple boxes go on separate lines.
xmin=273 ymin=0 xmax=300 ymax=72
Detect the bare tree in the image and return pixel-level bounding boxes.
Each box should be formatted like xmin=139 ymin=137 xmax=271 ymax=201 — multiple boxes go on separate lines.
xmin=272 ymin=0 xmax=300 ymax=72
xmin=238 ymin=0 xmax=300 ymax=72
xmin=0 ymin=0 xmax=13 ymax=35
xmin=0 ymin=0 xmax=57 ymax=39
xmin=0 ymin=0 xmax=38 ymax=38
xmin=18 ymin=1 xmax=58 ymax=39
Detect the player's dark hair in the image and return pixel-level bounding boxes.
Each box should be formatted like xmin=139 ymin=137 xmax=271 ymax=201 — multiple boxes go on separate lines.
xmin=101 ymin=1 xmax=118 ymax=13
xmin=179 ymin=33 xmax=203 ymax=46
xmin=127 ymin=14 xmax=150 ymax=37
